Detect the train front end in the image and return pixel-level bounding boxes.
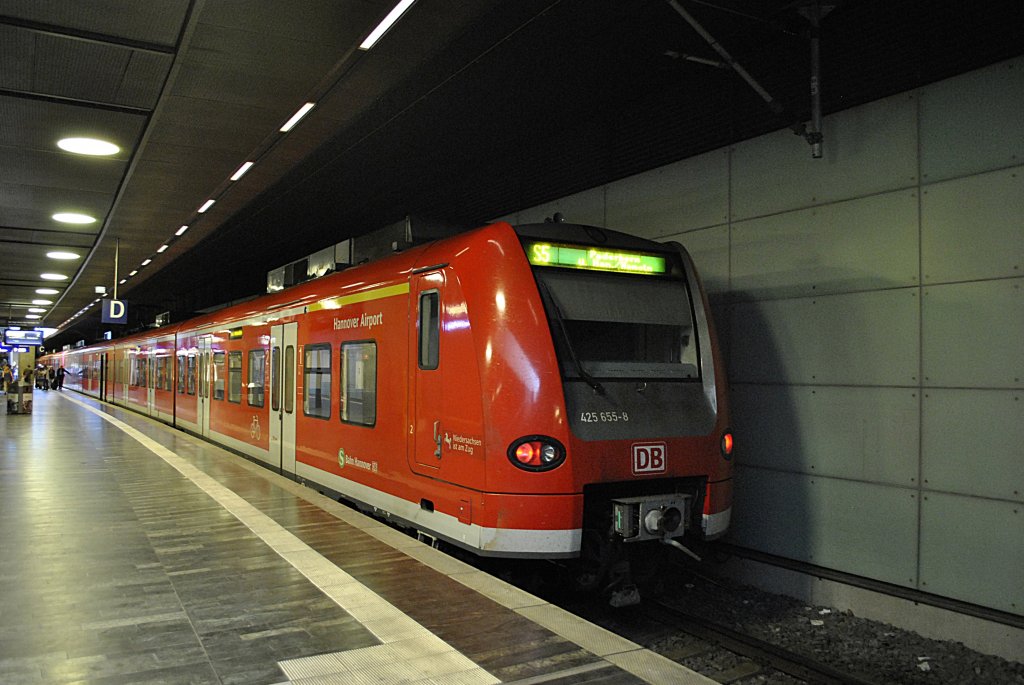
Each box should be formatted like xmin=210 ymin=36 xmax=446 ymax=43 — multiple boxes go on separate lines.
xmin=509 ymin=222 xmax=732 ymax=598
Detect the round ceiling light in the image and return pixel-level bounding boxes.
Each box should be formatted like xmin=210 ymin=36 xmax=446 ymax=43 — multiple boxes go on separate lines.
xmin=32 ymin=299 xmax=53 ymax=305
xmin=36 ymin=288 xmax=60 ymax=295
xmin=47 ymin=250 xmax=81 ymax=260
xmin=28 ymin=308 xmax=46 ymax=313
xmin=57 ymin=137 xmax=120 ymax=156
xmin=40 ymin=273 xmax=69 ymax=281
xmin=52 ymin=212 xmax=96 ymax=224
xmin=25 ymin=314 xmax=42 ymax=320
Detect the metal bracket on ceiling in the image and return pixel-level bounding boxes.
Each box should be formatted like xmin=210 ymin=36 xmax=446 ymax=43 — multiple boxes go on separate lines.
xmin=666 ymin=0 xmax=834 ymax=158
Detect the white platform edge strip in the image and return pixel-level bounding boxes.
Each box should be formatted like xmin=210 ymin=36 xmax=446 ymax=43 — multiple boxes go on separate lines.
xmin=66 ymin=396 xmax=498 ymax=685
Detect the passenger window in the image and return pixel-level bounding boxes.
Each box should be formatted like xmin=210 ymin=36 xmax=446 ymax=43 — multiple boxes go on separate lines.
xmin=303 ymin=344 xmax=330 ymax=418
xmin=177 ymin=355 xmax=185 ymax=394
xmin=248 ymin=349 xmax=265 ymax=407
xmin=419 ymin=292 xmax=439 ymax=370
xmin=228 ymin=351 xmax=242 ymax=403
xmin=284 ymin=346 xmax=295 ymax=414
xmin=212 ymin=351 xmax=225 ymax=400
xmin=271 ymin=347 xmax=280 ymax=411
xmin=341 ymin=342 xmax=376 ymax=426
xmin=187 ymin=354 xmax=196 ymax=396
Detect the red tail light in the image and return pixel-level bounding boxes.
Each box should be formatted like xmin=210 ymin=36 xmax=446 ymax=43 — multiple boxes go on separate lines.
xmin=721 ymin=431 xmax=734 ymax=458
xmin=508 ymin=436 xmax=565 ymax=471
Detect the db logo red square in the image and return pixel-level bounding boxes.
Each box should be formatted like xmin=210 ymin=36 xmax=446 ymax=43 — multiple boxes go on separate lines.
xmin=632 ymin=442 xmax=667 ymax=475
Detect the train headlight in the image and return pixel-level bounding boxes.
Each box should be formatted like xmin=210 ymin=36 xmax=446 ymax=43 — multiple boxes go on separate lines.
xmin=508 ymin=436 xmax=566 ymax=472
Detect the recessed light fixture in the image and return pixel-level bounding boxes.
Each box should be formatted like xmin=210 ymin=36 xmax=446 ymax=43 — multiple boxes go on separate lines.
xmin=119 ymin=279 xmax=127 ymax=284
xmin=46 ymin=250 xmax=80 ymax=260
xmin=40 ymin=273 xmax=68 ymax=281
xmin=280 ymin=103 xmax=315 ymax=132
xmin=198 ymin=199 xmax=215 ymax=213
xmin=53 ymin=212 xmax=96 ymax=224
xmin=157 ymin=244 xmax=168 ymax=253
xmin=36 ymin=288 xmax=59 ymax=295
xmin=176 ymin=225 xmax=189 ymax=236
xmin=141 ymin=259 xmax=152 ymax=266
xmin=26 ymin=314 xmax=41 ymax=320
xmin=28 ymin=308 xmax=46 ymax=313
xmin=129 ymin=270 xmax=138 ymax=276
xmin=57 ymin=137 xmax=120 ymax=156
xmin=230 ymin=161 xmax=254 ymax=181
xmin=32 ymin=299 xmax=53 ymax=305
xmin=359 ymin=0 xmax=416 ymax=50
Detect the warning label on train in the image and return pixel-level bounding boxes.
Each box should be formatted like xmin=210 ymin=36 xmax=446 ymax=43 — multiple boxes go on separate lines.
xmin=444 ymin=433 xmax=482 ymax=455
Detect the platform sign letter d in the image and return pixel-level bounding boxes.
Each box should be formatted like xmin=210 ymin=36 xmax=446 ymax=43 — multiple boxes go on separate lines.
xmin=102 ymin=298 xmax=128 ymax=324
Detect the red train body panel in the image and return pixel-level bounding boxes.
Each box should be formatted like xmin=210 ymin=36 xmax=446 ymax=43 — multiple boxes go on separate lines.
xmin=44 ymin=222 xmax=733 ymax=565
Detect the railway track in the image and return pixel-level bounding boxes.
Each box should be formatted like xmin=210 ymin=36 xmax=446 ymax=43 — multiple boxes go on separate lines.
xmin=645 ymin=599 xmax=885 ymax=684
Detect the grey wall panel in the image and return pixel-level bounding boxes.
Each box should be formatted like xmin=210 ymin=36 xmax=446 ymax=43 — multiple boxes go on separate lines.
xmin=922 ymin=279 xmax=1023 ymax=389
xmin=515 ymin=186 xmax=605 ymax=227
xmin=731 ymin=93 xmax=917 ymax=221
xmin=733 ymin=384 xmax=918 ymax=486
xmin=732 ymin=466 xmax=918 ymax=586
xmin=922 ymin=389 xmax=1023 ymax=501
xmin=661 ymin=225 xmax=730 ymax=294
xmin=921 ymin=168 xmax=1023 ymax=284
xmin=920 ymin=493 xmax=1024 ymax=614
xmin=605 ymin=150 xmax=729 ymax=238
xmin=732 ymin=191 xmax=919 ymax=299
xmin=920 ymin=58 xmax=1024 ymax=184
xmin=728 ymin=289 xmax=919 ymax=386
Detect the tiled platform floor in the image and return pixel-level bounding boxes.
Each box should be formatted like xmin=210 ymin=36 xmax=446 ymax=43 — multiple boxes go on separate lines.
xmin=0 ymin=390 xmax=712 ymax=685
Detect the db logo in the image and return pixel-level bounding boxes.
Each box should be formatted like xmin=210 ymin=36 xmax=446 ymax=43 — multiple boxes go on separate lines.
xmin=632 ymin=442 xmax=667 ymax=475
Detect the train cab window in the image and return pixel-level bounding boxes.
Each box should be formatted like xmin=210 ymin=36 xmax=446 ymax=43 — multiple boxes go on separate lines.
xmin=212 ymin=351 xmax=225 ymax=400
xmin=418 ymin=292 xmax=439 ymax=370
xmin=248 ymin=349 xmax=265 ymax=407
xmin=341 ymin=342 xmax=376 ymax=426
xmin=284 ymin=346 xmax=295 ymax=414
xmin=303 ymin=344 xmax=331 ymax=419
xmin=186 ymin=354 xmax=197 ymax=395
xmin=228 ymin=351 xmax=242 ymax=403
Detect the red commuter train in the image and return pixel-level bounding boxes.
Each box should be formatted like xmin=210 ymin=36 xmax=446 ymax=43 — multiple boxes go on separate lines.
xmin=46 ymin=221 xmax=732 ymax=601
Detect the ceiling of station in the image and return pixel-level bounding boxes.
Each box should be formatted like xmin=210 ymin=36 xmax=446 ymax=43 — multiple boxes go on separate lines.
xmin=0 ymin=0 xmax=1020 ymax=348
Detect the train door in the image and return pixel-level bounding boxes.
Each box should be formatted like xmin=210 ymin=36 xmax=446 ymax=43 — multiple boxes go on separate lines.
xmin=269 ymin=322 xmax=298 ymax=475
xmin=198 ymin=336 xmax=212 ymax=436
xmin=410 ymin=271 xmax=445 ymax=471
xmin=147 ymin=355 xmax=157 ymax=416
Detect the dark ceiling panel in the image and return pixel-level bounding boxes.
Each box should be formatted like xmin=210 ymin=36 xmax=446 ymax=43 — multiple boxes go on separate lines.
xmin=0 ymin=95 xmax=145 ymax=154
xmin=0 ymin=149 xmax=125 ymax=194
xmin=0 ymin=182 xmax=112 ymax=229
xmin=0 ymin=0 xmax=190 ymax=47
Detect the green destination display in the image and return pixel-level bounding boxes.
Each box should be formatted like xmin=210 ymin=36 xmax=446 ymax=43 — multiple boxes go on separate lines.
xmin=526 ymin=242 xmax=667 ymax=275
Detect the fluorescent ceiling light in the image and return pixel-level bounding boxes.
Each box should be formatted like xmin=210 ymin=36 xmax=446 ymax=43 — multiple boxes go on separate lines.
xmin=28 ymin=308 xmax=46 ymax=313
xmin=40 ymin=273 xmax=68 ymax=281
xmin=129 ymin=270 xmax=138 ymax=276
xmin=198 ymin=199 xmax=215 ymax=213
xmin=230 ymin=161 xmax=254 ymax=181
xmin=47 ymin=250 xmax=80 ymax=260
xmin=176 ymin=225 xmax=189 ymax=236
xmin=359 ymin=0 xmax=416 ymax=50
xmin=53 ymin=212 xmax=96 ymax=224
xmin=141 ymin=259 xmax=152 ymax=266
xmin=280 ymin=103 xmax=315 ymax=132
xmin=157 ymin=245 xmax=168 ymax=253
xmin=32 ymin=299 xmax=53 ymax=305
xmin=36 ymin=288 xmax=59 ymax=295
xmin=57 ymin=137 xmax=120 ymax=156
xmin=119 ymin=279 xmax=127 ymax=284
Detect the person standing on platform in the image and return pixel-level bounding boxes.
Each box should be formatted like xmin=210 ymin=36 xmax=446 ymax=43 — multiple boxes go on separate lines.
xmin=48 ymin=366 xmax=56 ymax=390
xmin=56 ymin=365 xmax=66 ymax=391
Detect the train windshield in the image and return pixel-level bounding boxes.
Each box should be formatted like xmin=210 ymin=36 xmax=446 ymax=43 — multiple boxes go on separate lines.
xmin=534 ymin=268 xmax=699 ymax=381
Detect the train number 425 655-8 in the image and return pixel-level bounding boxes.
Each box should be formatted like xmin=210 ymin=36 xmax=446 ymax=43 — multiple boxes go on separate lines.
xmin=581 ymin=411 xmax=629 ymax=423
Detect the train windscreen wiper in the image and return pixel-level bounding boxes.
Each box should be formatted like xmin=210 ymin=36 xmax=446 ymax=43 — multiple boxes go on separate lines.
xmin=535 ymin=278 xmax=605 ymax=396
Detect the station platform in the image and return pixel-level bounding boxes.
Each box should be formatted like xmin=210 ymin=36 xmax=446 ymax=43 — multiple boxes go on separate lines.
xmin=0 ymin=390 xmax=713 ymax=685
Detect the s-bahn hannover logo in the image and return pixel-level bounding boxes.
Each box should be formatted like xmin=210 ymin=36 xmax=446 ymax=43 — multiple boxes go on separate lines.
xmin=632 ymin=442 xmax=667 ymax=475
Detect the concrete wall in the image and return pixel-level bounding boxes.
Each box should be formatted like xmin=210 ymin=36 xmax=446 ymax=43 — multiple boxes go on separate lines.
xmin=500 ymin=58 xmax=1023 ymax=616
